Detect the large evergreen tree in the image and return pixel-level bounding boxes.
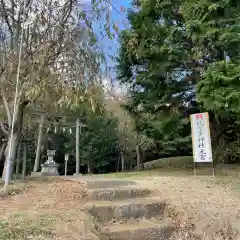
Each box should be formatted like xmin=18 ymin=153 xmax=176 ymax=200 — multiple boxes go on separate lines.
xmin=117 ymin=0 xmax=195 ymax=156
xmin=117 ymin=0 xmax=240 ymax=162
xmin=182 ymin=0 xmax=240 ymax=162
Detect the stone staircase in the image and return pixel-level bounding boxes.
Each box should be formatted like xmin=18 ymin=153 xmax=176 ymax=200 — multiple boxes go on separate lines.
xmin=82 ymin=178 xmax=176 ymax=240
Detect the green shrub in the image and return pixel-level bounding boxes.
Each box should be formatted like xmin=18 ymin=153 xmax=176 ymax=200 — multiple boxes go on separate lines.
xmin=144 ymin=156 xmax=193 ymax=169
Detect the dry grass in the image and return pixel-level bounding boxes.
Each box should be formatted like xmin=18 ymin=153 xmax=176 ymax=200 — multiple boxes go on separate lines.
xmin=0 ymin=179 xmax=93 ymax=240
xmin=135 ymin=176 xmax=240 ymax=240
xmin=0 ymin=212 xmax=56 ymax=239
xmin=100 ymin=168 xmax=193 ymax=179
xmin=102 ymin=164 xmax=240 ymax=190
xmin=95 ymin=160 xmax=240 ymax=238
xmin=2 ymin=165 xmax=240 ymax=240
xmin=98 ymin=163 xmax=240 ymax=238
xmin=100 ymin=162 xmax=240 ymax=239
xmin=90 ymin=166 xmax=240 ymax=239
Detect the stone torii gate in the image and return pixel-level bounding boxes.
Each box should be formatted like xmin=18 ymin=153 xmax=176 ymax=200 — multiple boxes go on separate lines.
xmin=31 ymin=113 xmax=86 ymax=176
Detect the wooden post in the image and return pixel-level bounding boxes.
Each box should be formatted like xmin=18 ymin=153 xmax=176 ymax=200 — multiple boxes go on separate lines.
xmin=212 ymin=160 xmax=215 ymax=177
xmin=33 ymin=114 xmax=44 ymax=172
xmin=15 ymin=141 xmax=22 ymax=178
xmin=193 ymin=161 xmax=196 ymax=176
xmin=75 ymin=118 xmax=80 ymax=174
xmin=22 ymin=142 xmax=27 ymax=181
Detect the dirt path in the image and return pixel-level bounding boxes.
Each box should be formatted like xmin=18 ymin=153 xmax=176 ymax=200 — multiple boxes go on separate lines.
xmin=0 ymin=179 xmax=91 ymax=240
xmin=136 ymin=176 xmax=240 ymax=239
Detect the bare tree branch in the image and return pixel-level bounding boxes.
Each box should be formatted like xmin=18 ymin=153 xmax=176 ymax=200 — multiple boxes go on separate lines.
xmin=61 ymin=0 xmax=73 ymax=25
xmin=0 ymin=0 xmax=13 ymax=37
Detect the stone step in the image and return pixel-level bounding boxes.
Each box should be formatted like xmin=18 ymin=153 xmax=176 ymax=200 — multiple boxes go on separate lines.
xmin=98 ymin=219 xmax=175 ymax=240
xmin=86 ymin=179 xmax=137 ymax=189
xmin=87 ymin=187 xmax=152 ymax=201
xmin=86 ymin=197 xmax=166 ymax=223
xmin=61 ymin=177 xmax=137 ymax=189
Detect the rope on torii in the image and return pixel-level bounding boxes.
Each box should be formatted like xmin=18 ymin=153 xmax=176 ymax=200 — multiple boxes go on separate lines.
xmin=37 ymin=117 xmax=86 ymax=135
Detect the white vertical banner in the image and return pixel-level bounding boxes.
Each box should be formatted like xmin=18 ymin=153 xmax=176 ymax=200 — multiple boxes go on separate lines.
xmin=190 ymin=112 xmax=213 ymax=163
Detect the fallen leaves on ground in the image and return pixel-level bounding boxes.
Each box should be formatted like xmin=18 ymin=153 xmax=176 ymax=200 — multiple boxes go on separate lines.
xmin=0 ymin=179 xmax=90 ymax=240
xmin=137 ymin=176 xmax=240 ymax=239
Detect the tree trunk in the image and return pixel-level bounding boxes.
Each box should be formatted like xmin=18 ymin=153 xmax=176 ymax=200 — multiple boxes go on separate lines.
xmin=2 ymin=134 xmax=19 ymax=181
xmin=87 ymin=161 xmax=92 ymax=174
xmin=120 ymin=151 xmax=125 ymax=172
xmin=141 ymin=150 xmax=145 ymax=170
xmin=129 ymin=158 xmax=133 ymax=171
xmin=136 ymin=144 xmax=141 ymax=171
xmin=116 ymin=155 xmax=120 ymax=172
xmin=33 ymin=114 xmax=44 ymax=172
xmin=15 ymin=141 xmax=22 ymax=177
xmin=22 ymin=142 xmax=27 ymax=181
xmin=0 ymin=142 xmax=7 ymax=164
xmin=2 ymin=102 xmax=26 ymax=181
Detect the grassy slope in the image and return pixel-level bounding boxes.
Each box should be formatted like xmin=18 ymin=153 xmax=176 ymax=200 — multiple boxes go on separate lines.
xmin=101 ymin=156 xmax=240 ymax=191
xmin=102 ymin=156 xmax=193 ymax=178
xmin=101 ymin=156 xmax=194 ymax=179
xmin=143 ymin=156 xmax=193 ymax=169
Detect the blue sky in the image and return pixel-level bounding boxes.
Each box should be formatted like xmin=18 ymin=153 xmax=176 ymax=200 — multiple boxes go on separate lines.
xmin=93 ymin=0 xmax=132 ymax=78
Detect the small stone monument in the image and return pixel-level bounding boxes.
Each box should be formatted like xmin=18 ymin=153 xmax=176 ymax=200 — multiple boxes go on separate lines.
xmin=40 ymin=150 xmax=59 ymax=176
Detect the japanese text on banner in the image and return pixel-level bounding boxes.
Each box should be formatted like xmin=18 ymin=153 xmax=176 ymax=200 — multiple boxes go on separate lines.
xmin=191 ymin=113 xmax=212 ymax=163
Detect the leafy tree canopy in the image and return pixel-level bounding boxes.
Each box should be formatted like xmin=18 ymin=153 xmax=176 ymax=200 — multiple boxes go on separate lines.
xmin=117 ymin=0 xmax=240 ymax=162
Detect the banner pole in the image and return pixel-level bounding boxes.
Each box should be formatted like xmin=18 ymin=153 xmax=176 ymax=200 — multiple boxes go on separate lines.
xmin=212 ymin=160 xmax=215 ymax=177
xmin=193 ymin=161 xmax=196 ymax=176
